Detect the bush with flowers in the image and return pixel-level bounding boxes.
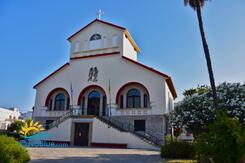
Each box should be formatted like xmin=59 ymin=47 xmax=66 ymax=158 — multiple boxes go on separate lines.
xmin=170 ymin=82 xmax=245 ymax=136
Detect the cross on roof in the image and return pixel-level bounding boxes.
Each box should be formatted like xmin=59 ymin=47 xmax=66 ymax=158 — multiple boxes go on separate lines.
xmin=96 ymin=9 xmax=104 ymax=20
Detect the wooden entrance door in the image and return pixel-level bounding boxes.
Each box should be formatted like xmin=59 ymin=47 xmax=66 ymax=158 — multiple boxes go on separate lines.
xmin=74 ymin=123 xmax=89 ymax=146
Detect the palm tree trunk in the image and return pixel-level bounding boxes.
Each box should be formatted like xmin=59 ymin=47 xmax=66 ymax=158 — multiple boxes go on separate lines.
xmin=196 ymin=2 xmax=218 ymax=108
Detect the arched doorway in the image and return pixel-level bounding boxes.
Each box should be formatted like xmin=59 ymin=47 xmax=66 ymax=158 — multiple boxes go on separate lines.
xmin=77 ymin=85 xmax=107 ymax=116
xmin=87 ymin=91 xmax=100 ymax=116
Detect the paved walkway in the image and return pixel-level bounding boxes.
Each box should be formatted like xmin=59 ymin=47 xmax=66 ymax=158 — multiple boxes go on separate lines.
xmin=28 ymin=147 xmax=162 ymax=163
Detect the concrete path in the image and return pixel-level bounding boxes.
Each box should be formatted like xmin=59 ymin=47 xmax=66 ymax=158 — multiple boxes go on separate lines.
xmin=28 ymin=147 xmax=162 ymax=163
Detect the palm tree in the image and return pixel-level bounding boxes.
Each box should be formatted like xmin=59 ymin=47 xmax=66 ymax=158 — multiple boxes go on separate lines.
xmin=184 ymin=0 xmax=218 ymax=108
xmin=20 ymin=120 xmax=44 ymax=136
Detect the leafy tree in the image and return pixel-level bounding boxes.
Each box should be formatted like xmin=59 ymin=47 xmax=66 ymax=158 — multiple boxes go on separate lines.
xmin=7 ymin=120 xmax=25 ymax=133
xmin=183 ymin=85 xmax=209 ymax=96
xmin=195 ymin=112 xmax=245 ymax=163
xmin=184 ymin=0 xmax=218 ymax=107
xmin=170 ymin=82 xmax=245 ymax=136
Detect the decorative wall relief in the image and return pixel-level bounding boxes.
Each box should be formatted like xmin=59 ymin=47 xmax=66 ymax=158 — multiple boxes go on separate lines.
xmin=88 ymin=67 xmax=99 ymax=82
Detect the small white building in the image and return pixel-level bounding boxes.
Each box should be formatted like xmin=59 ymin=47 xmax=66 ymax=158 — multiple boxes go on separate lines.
xmin=33 ymin=18 xmax=177 ymax=149
xmin=0 ymin=107 xmax=20 ymax=130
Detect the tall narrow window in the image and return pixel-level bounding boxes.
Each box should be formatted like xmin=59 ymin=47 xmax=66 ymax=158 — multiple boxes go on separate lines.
xmin=66 ymin=97 xmax=70 ymax=110
xmin=112 ymin=35 xmax=118 ymax=47
xmin=82 ymin=97 xmax=85 ymax=115
xmin=54 ymin=93 xmax=66 ymax=110
xmin=120 ymin=95 xmax=124 ymax=109
xmin=144 ymin=93 xmax=148 ymax=108
xmin=48 ymin=99 xmax=53 ymax=110
xmin=127 ymin=88 xmax=141 ymax=108
xmin=103 ymin=36 xmax=108 ymax=48
xmin=103 ymin=95 xmax=106 ymax=116
xmin=73 ymin=41 xmax=80 ymax=52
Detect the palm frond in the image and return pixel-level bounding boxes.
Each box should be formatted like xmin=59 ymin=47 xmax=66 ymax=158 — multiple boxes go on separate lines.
xmin=19 ymin=120 xmax=45 ymax=136
xmin=184 ymin=0 xmax=209 ymax=10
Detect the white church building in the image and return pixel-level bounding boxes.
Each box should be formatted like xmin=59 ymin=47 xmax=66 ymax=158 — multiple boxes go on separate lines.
xmin=33 ymin=18 xmax=177 ymax=149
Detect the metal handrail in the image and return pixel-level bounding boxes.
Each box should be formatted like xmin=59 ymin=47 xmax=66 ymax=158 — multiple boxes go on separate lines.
xmin=98 ymin=116 xmax=162 ymax=146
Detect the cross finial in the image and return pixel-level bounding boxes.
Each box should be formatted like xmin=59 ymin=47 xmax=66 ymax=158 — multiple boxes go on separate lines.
xmin=96 ymin=9 xmax=104 ymax=20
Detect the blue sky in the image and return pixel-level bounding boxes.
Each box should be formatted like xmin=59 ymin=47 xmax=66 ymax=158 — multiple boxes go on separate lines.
xmin=0 ymin=0 xmax=244 ymax=112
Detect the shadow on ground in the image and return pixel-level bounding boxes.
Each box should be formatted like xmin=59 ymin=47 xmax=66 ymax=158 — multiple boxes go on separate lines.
xmin=29 ymin=153 xmax=162 ymax=163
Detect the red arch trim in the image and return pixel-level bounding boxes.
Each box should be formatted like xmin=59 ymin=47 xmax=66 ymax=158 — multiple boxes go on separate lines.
xmin=77 ymin=85 xmax=106 ymax=105
xmin=115 ymin=82 xmax=150 ymax=105
xmin=45 ymin=88 xmax=70 ymax=106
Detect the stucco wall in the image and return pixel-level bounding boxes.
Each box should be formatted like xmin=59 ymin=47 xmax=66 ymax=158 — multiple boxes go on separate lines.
xmin=113 ymin=115 xmax=166 ymax=144
xmin=92 ymin=118 xmax=158 ymax=150
xmin=43 ymin=118 xmax=72 ymax=142
xmin=33 ymin=54 xmax=168 ymax=118
xmin=43 ymin=117 xmax=158 ymax=149
xmin=123 ymin=34 xmax=137 ymax=60
xmin=69 ymin=21 xmax=124 ymax=58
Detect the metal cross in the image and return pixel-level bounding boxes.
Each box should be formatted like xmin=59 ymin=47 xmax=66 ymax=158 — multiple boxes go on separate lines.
xmin=96 ymin=9 xmax=104 ymax=20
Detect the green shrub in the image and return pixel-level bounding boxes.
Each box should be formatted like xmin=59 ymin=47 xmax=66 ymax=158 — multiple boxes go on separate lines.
xmin=0 ymin=130 xmax=21 ymax=140
xmin=0 ymin=135 xmax=30 ymax=163
xmin=161 ymin=142 xmax=196 ymax=159
xmin=195 ymin=112 xmax=245 ymax=163
xmin=164 ymin=134 xmax=175 ymax=144
xmin=7 ymin=120 xmax=25 ymax=133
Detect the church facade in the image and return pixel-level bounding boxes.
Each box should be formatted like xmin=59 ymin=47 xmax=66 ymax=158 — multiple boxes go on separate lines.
xmin=33 ymin=19 xmax=177 ymax=149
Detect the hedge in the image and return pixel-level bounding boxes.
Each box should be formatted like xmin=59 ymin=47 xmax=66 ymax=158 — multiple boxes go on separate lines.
xmin=0 ymin=135 xmax=30 ymax=163
xmin=161 ymin=142 xmax=195 ymax=159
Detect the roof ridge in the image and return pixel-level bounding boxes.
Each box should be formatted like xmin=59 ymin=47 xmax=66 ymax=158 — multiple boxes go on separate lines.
xmin=67 ymin=19 xmax=126 ymax=41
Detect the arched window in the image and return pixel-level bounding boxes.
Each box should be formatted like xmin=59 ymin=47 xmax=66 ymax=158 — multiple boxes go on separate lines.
xmin=89 ymin=34 xmax=102 ymax=49
xmin=127 ymin=88 xmax=141 ymax=108
xmin=144 ymin=93 xmax=148 ymax=108
xmin=54 ymin=93 xmax=66 ymax=110
xmin=88 ymin=90 xmax=100 ymax=98
xmin=90 ymin=34 xmax=102 ymax=41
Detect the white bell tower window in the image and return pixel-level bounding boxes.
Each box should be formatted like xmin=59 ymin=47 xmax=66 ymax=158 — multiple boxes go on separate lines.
xmin=73 ymin=41 xmax=80 ymax=53
xmin=103 ymin=36 xmax=108 ymax=48
xmin=89 ymin=34 xmax=102 ymax=50
xmin=112 ymin=35 xmax=118 ymax=47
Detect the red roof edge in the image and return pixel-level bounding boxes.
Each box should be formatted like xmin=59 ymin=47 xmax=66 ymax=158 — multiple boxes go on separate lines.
xmin=70 ymin=51 xmax=120 ymax=60
xmin=67 ymin=19 xmax=126 ymax=41
xmin=33 ymin=63 xmax=70 ymax=89
xmin=122 ymin=56 xmax=177 ymax=99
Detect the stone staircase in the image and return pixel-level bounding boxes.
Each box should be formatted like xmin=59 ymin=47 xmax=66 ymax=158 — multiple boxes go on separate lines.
xmin=96 ymin=116 xmax=162 ymax=147
xmin=45 ymin=108 xmax=162 ymax=147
